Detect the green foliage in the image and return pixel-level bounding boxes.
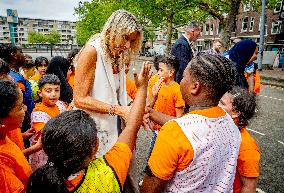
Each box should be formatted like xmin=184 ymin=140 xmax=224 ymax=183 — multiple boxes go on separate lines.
xmin=28 ymin=31 xmax=46 ymax=44
xmin=46 ymin=30 xmax=61 ymax=45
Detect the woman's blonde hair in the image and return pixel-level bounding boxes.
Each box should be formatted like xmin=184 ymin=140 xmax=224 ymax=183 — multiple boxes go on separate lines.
xmin=99 ymin=10 xmax=143 ymax=66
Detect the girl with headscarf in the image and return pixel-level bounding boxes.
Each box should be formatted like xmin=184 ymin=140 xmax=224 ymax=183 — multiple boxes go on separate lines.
xmin=46 ymin=56 xmax=73 ymax=104
xmin=224 ymin=39 xmax=258 ymax=92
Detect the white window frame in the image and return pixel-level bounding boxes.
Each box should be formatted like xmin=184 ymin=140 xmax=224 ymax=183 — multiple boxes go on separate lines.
xmin=271 ymin=21 xmax=282 ymax=34
xmin=249 ymin=17 xmax=255 ymax=32
xmin=243 ymin=3 xmax=251 ymax=12
xmin=274 ymin=0 xmax=282 ymax=13
xmin=210 ymin=23 xmax=214 ymax=35
xmin=205 ymin=24 xmax=209 ymax=35
xmin=241 ymin=16 xmax=249 ymax=32
xmin=258 ymin=17 xmax=268 ymax=35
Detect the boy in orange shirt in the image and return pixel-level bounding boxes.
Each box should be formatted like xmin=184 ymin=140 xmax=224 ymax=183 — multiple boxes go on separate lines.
xmin=141 ymin=53 xmax=240 ymax=193
xmin=0 ymin=80 xmax=32 ymax=193
xmin=219 ymin=86 xmax=260 ymax=193
xmin=145 ymin=55 xmax=185 ymax=163
xmin=29 ymin=74 xmax=67 ymax=171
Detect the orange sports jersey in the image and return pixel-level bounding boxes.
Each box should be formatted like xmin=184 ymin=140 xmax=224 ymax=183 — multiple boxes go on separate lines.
xmin=126 ymin=75 xmax=137 ymax=100
xmin=29 ymin=73 xmax=41 ymax=81
xmin=148 ymin=106 xmax=226 ymax=180
xmin=233 ymin=127 xmax=260 ymax=193
xmin=68 ymin=73 xmax=75 ymax=90
xmin=7 ymin=128 xmax=25 ymax=150
xmin=245 ymin=71 xmax=260 ymax=94
xmin=153 ymin=82 xmax=185 ymax=117
xmin=32 ymin=102 xmax=67 ymax=133
xmin=66 ymin=142 xmax=132 ymax=191
xmin=0 ymin=137 xmax=32 ymax=193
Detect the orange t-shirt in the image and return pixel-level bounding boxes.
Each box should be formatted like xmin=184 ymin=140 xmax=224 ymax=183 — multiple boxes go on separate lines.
xmin=66 ymin=142 xmax=132 ymax=191
xmin=68 ymin=73 xmax=75 ymax=90
xmin=0 ymin=137 xmax=32 ymax=193
xmin=7 ymin=128 xmax=25 ymax=150
xmin=233 ymin=127 xmax=260 ymax=193
xmin=29 ymin=74 xmax=41 ymax=81
xmin=148 ymin=106 xmax=226 ymax=180
xmin=32 ymin=102 xmax=67 ymax=133
xmin=126 ymin=75 xmax=137 ymax=100
xmin=154 ymin=82 xmax=185 ymax=117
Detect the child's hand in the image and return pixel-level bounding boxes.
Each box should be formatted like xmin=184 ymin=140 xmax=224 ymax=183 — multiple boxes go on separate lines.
xmin=134 ymin=62 xmax=151 ymax=88
xmin=22 ymin=127 xmax=36 ymax=139
xmin=152 ymin=77 xmax=164 ymax=98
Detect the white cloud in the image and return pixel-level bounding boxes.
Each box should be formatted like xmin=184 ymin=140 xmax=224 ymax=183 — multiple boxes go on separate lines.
xmin=0 ymin=0 xmax=88 ymax=21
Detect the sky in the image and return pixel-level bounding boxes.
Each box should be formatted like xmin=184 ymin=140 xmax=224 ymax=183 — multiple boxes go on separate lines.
xmin=0 ymin=0 xmax=89 ymax=21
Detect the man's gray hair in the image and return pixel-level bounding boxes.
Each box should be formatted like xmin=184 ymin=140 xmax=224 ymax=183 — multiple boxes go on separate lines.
xmin=184 ymin=21 xmax=202 ymax=32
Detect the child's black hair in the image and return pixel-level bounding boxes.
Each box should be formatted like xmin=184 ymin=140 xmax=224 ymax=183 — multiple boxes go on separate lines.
xmin=35 ymin=56 xmax=49 ymax=68
xmin=187 ymin=53 xmax=236 ymax=104
xmin=22 ymin=61 xmax=36 ymax=69
xmin=38 ymin=74 xmax=61 ymax=90
xmin=46 ymin=56 xmax=73 ymax=104
xmin=0 ymin=44 xmax=19 ymax=64
xmin=67 ymin=48 xmax=80 ymax=65
xmin=0 ymin=80 xmax=20 ymax=118
xmin=27 ymin=110 xmax=98 ymax=193
xmin=229 ymin=86 xmax=257 ymax=128
xmin=154 ymin=55 xmax=179 ymax=73
xmin=0 ymin=58 xmax=10 ymax=77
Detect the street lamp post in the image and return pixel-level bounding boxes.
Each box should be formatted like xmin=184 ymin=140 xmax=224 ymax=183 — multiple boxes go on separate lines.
xmin=258 ymin=0 xmax=266 ymax=70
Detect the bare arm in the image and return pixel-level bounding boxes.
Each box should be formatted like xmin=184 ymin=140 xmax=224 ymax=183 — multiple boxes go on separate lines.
xmin=148 ymin=108 xmax=175 ymax=126
xmin=247 ymin=73 xmax=254 ymax=93
xmin=74 ymin=45 xmax=127 ymax=118
xmin=117 ymin=63 xmax=151 ymax=151
xmin=140 ymin=174 xmax=168 ymax=193
xmin=240 ymin=176 xmax=258 ymax=193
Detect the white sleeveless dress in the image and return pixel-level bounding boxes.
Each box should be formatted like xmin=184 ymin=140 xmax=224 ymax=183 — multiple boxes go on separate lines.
xmin=80 ymin=37 xmax=128 ymax=157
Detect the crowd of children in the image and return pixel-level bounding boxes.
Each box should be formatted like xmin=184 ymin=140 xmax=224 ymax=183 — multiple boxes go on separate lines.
xmin=0 ymin=12 xmax=261 ymax=193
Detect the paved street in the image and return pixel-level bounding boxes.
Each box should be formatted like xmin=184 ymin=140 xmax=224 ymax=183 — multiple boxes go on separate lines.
xmin=135 ymin=84 xmax=284 ymax=193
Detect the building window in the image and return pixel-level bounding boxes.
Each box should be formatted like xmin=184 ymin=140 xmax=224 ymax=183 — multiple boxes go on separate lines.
xmin=241 ymin=16 xmax=249 ymax=32
xmin=210 ymin=23 xmax=214 ymax=35
xmin=259 ymin=17 xmax=268 ymax=35
xmin=274 ymin=1 xmax=282 ymax=13
xmin=271 ymin=21 xmax=282 ymax=34
xmin=243 ymin=3 xmax=251 ymax=12
xmin=205 ymin=24 xmax=209 ymax=35
xmin=249 ymin=17 xmax=254 ymax=32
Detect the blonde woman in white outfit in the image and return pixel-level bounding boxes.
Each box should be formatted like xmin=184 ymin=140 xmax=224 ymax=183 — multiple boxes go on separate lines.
xmin=73 ymin=10 xmax=143 ymax=192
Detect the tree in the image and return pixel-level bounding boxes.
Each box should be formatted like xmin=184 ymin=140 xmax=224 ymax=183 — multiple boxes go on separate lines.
xmin=194 ymin=0 xmax=277 ymax=50
xmin=74 ymin=0 xmax=207 ymax=53
xmin=46 ymin=30 xmax=61 ymax=57
xmin=28 ymin=31 xmax=46 ymax=44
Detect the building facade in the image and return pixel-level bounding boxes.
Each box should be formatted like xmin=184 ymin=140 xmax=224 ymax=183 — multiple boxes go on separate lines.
xmin=0 ymin=9 xmax=77 ymax=47
xmin=195 ymin=1 xmax=283 ymax=51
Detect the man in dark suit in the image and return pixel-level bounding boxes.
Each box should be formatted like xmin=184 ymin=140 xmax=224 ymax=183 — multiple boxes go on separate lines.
xmin=171 ymin=22 xmax=202 ymax=83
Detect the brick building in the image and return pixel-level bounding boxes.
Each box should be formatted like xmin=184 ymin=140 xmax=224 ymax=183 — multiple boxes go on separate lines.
xmin=195 ymin=1 xmax=283 ymax=52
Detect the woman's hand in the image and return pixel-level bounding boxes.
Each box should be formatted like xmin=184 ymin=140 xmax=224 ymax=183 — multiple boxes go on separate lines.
xmin=116 ymin=105 xmax=132 ymax=122
xmin=133 ymin=62 xmax=151 ymax=88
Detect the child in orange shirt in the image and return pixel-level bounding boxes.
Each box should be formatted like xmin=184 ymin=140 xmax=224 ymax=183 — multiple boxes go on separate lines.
xmin=27 ymin=63 xmax=151 ymax=193
xmin=29 ymin=74 xmax=67 ymax=171
xmin=0 ymin=80 xmax=32 ymax=192
xmin=146 ymin=55 xmax=185 ymax=158
xmin=30 ymin=56 xmax=48 ymax=81
xmin=219 ymin=86 xmax=260 ymax=193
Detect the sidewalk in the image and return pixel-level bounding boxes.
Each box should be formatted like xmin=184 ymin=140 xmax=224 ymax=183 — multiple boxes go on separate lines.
xmin=260 ymin=68 xmax=284 ymax=88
